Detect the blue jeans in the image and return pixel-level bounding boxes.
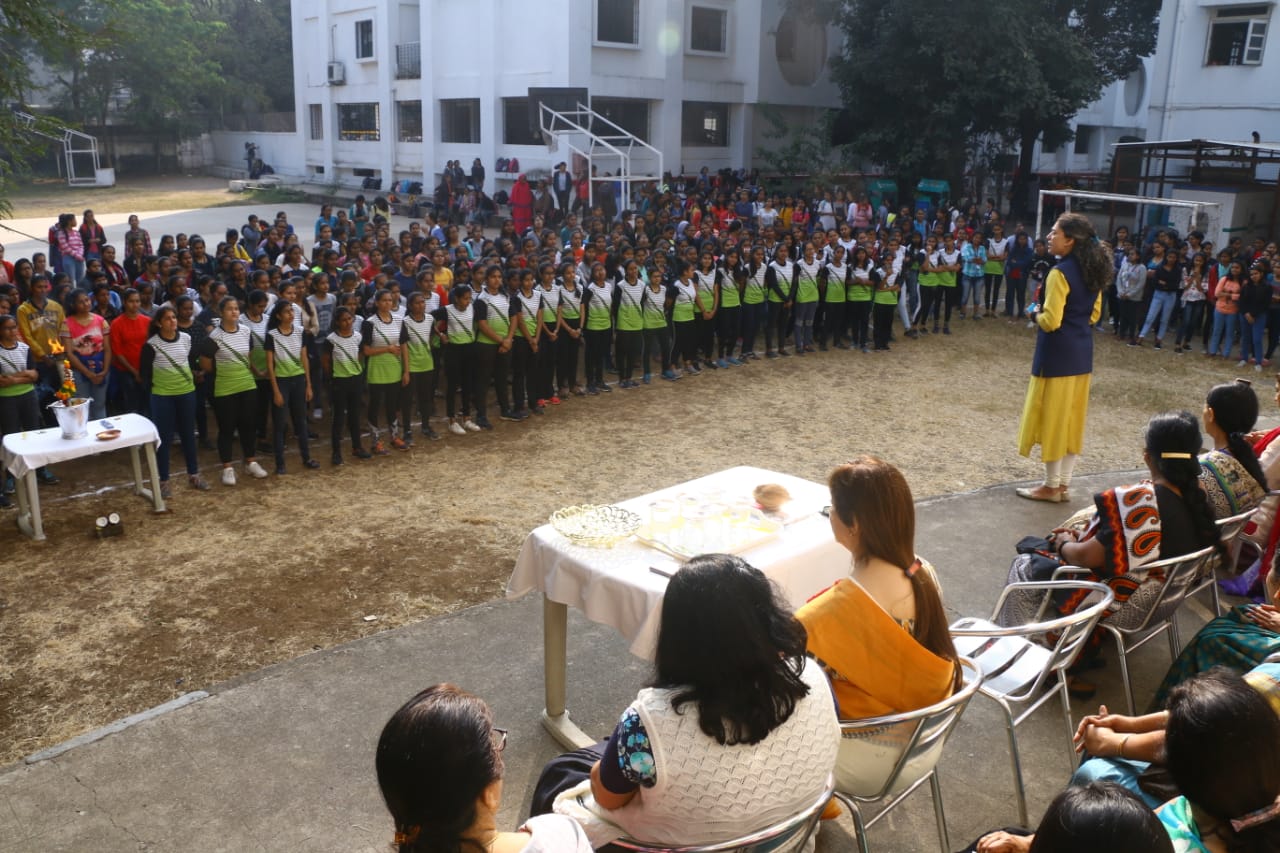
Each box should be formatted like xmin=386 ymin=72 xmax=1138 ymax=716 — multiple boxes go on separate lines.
xmin=1241 ymin=311 xmax=1268 ymax=363
xmin=792 ymin=301 xmax=817 ymax=350
xmin=1139 ymin=290 xmax=1177 ymax=340
xmin=1209 ymin=311 xmax=1237 ymax=357
xmin=960 ymin=275 xmax=983 ymax=312
xmin=72 ymin=368 xmax=108 ymax=419
xmin=150 ymin=391 xmax=198 ymax=482
xmin=1175 ymin=300 xmax=1205 ymax=347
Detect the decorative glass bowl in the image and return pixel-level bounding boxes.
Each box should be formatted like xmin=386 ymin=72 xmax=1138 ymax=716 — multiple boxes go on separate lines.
xmin=550 ymin=504 xmax=642 ymax=548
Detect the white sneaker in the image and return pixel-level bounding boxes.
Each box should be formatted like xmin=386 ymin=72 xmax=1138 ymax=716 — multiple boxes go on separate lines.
xmin=311 ymin=408 xmax=323 ymax=421
xmin=448 ymin=421 xmax=466 ymax=436
xmin=246 ymin=460 xmax=269 ymax=479
xmin=221 ymin=466 xmax=236 ymax=487
xmin=463 ymin=419 xmax=481 ymax=432
xmin=1238 ymin=360 xmax=1248 ymax=368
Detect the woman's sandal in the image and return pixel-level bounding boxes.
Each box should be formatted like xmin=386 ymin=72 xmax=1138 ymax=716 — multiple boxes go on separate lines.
xmin=1015 ymin=486 xmax=1062 ymax=503
xmin=1067 ymin=675 xmax=1097 ymax=700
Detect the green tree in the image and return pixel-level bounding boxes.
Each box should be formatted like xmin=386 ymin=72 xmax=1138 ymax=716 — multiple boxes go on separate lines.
xmin=0 ymin=1 xmax=93 ymax=214
xmin=200 ymin=0 xmax=295 ymax=118
xmin=810 ymin=0 xmax=1158 ymax=213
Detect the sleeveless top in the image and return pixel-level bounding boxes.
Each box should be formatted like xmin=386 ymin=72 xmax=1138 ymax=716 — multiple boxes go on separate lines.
xmin=1031 ymin=255 xmax=1094 ymax=378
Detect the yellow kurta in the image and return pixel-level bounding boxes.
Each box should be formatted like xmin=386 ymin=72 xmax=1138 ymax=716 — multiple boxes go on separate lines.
xmin=1017 ymin=269 xmax=1102 ymax=462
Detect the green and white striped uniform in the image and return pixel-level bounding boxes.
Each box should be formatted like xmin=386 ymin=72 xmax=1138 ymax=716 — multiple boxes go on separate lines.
xmin=326 ymin=330 xmax=363 ymax=379
xmin=207 ymin=324 xmax=257 ymax=397
xmin=642 ymin=285 xmax=669 ymax=330
xmin=402 ymin=314 xmax=436 ymax=373
xmin=936 ymin=248 xmax=961 ymax=288
xmin=267 ymin=326 xmax=306 ymax=379
xmin=444 ymin=303 xmax=477 ymax=344
xmin=794 ymin=260 xmax=822 ymax=304
xmin=694 ymin=270 xmax=718 ymax=313
xmin=0 ymin=341 xmax=34 ymax=398
xmin=147 ymin=332 xmax=195 ymax=396
xmin=516 ymin=290 xmax=543 ymax=338
xmin=364 ymin=314 xmax=403 ymax=384
xmin=767 ymin=260 xmax=793 ymax=303
xmin=243 ymin=314 xmax=269 ymax=375
xmin=743 ymin=264 xmax=768 ymax=305
xmin=558 ymin=281 xmax=581 ymax=321
xmin=615 ymin=280 xmax=645 ymax=332
xmin=477 ymin=291 xmax=511 ymax=344
xmin=719 ymin=268 xmax=741 ymax=308
xmin=848 ymin=263 xmax=874 ymax=302
xmin=539 ymin=285 xmax=560 ymax=326
xmin=824 ymin=262 xmax=848 ymax=303
xmin=671 ymin=280 xmax=697 ymax=323
xmin=584 ymin=282 xmax=613 ymax=330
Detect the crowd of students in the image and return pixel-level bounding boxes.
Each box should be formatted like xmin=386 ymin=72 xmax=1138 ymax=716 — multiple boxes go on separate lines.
xmin=1 ymin=176 xmax=1276 ymax=505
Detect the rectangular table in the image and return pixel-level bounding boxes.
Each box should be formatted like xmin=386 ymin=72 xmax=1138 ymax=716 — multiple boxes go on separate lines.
xmin=506 ymin=466 xmax=849 ymax=749
xmin=3 ymin=412 xmax=165 ymax=542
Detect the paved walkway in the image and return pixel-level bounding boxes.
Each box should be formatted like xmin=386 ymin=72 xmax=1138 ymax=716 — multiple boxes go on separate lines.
xmin=0 ymin=471 xmax=1230 ymax=852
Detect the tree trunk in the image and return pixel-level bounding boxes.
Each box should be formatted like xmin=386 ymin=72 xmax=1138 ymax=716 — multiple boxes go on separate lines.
xmin=1010 ymin=120 xmax=1039 ymax=221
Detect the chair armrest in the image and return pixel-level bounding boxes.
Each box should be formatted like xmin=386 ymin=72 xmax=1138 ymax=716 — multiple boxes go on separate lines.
xmin=1051 ymin=565 xmax=1092 ymax=579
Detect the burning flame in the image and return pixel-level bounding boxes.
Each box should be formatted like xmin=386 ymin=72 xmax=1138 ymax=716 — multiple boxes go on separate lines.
xmin=46 ymin=337 xmax=65 ymax=356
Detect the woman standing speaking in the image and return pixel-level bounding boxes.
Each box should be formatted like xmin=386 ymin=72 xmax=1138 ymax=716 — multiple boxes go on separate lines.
xmin=1016 ymin=213 xmax=1111 ymax=502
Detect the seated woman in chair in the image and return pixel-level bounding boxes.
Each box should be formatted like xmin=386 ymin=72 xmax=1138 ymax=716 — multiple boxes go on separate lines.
xmin=530 ymin=554 xmax=840 ymax=849
xmin=795 ymin=456 xmax=961 ymax=795
xmin=1000 ymin=411 xmax=1221 ymax=631
xmin=1198 ymin=380 xmax=1267 ymax=520
xmin=376 ymin=684 xmax=593 ymax=853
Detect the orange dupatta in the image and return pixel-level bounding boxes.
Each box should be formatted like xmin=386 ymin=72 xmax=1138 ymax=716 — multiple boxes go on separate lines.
xmin=796 ymin=578 xmax=956 ymax=720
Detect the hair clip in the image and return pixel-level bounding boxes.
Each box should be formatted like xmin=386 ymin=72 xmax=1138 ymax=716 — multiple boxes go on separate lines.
xmin=905 ymin=558 xmax=922 ymax=578
xmin=1235 ymin=377 xmax=1253 ymax=386
xmin=1160 ymin=452 xmax=1193 ymax=459
xmin=1231 ymin=792 xmax=1280 ymax=833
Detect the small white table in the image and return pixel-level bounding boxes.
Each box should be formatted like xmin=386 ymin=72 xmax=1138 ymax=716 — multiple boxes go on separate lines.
xmin=3 ymin=412 xmax=165 ymax=541
xmin=506 ymin=466 xmax=849 ymax=749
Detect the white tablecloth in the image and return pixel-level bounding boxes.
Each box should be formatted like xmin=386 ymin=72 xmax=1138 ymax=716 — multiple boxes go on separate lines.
xmin=506 ymin=466 xmax=849 ymax=658
xmin=2 ymin=412 xmax=161 ymax=477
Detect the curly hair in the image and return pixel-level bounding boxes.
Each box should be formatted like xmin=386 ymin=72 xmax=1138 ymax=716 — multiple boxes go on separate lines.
xmin=1055 ymin=212 xmax=1113 ymax=294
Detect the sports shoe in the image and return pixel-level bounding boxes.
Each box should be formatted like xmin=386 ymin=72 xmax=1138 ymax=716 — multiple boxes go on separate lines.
xmin=500 ymin=410 xmax=521 ymax=422
xmin=354 ymin=448 xmax=373 ymax=459
xmin=586 ymin=385 xmax=600 ymax=395
xmin=475 ymin=418 xmax=494 ymax=430
xmin=705 ymin=359 xmax=720 ymax=369
xmin=642 ymin=373 xmax=652 ymax=384
xmin=189 ymin=474 xmax=210 ymax=491
xmin=312 ymin=408 xmax=323 ymax=421
xmin=778 ymin=348 xmax=791 ymax=357
xmin=716 ymin=358 xmax=729 ymax=369
xmin=332 ymin=454 xmax=344 ymax=467
xmin=391 ymin=437 xmax=408 ymax=451
xmin=1238 ymin=360 xmax=1248 ymax=368
xmin=943 ymin=326 xmax=951 ymax=335
xmin=372 ymin=441 xmax=390 ymax=455
xmin=423 ymin=427 xmax=441 ymax=441
xmin=662 ymin=369 xmax=680 ymax=381
xmin=684 ymin=366 xmax=699 ymax=377
xmin=246 ymin=461 xmax=269 ymax=479
xmin=463 ymin=419 xmax=482 ymax=432
xmin=765 ymin=351 xmax=778 ymax=359
xmin=221 ymin=467 xmax=237 ymax=486
xmin=449 ymin=420 xmax=467 ymax=435
xmin=549 ymin=396 xmax=562 ymax=405
xmin=536 ymin=399 xmax=548 ymax=408
xmin=160 ymin=480 xmax=173 ymax=500
xmin=275 ymin=465 xmax=287 ymax=476
xmin=598 ymin=382 xmax=612 ymax=392
xmin=728 ymin=356 xmax=744 ymax=365
xmin=303 ymin=458 xmax=321 ymax=469
xmin=512 ymin=408 xmax=531 ymax=420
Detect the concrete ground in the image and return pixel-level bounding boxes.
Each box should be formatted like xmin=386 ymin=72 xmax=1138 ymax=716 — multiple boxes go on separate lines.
xmin=0 ymin=470 xmax=1232 ymax=852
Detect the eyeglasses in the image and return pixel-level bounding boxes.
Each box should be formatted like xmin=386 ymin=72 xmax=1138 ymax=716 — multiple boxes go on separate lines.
xmin=492 ymin=727 xmax=508 ymax=752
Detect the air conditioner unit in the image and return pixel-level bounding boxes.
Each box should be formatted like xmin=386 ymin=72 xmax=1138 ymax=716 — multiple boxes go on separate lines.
xmin=327 ymin=62 xmax=346 ymax=85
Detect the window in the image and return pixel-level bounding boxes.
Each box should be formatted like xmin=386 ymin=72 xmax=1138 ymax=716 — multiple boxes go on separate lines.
xmin=682 ymin=101 xmax=729 ymax=147
xmin=355 ymin=19 xmax=374 ymax=60
xmin=1206 ymin=6 xmax=1269 ymax=66
xmin=596 ymin=0 xmax=638 ymax=45
xmin=440 ymin=98 xmax=480 ymax=144
xmin=689 ymin=6 xmax=728 ymax=54
xmin=503 ymin=98 xmax=542 ymax=146
xmin=338 ymin=103 xmax=380 ymax=141
xmin=593 ymin=98 xmax=650 ymax=142
xmin=397 ymin=101 xmax=423 ymax=143
xmin=309 ymin=104 xmax=324 ymax=141
xmin=1073 ymin=125 xmax=1093 ymax=155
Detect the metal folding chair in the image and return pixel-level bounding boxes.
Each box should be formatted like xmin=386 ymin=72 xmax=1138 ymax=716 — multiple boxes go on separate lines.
xmin=950 ymin=581 xmax=1114 ymax=826
xmin=832 ymin=657 xmax=982 ymax=853
xmin=1056 ymin=544 xmax=1217 ymax=715
xmin=1190 ymin=509 xmax=1257 ymax=617
xmin=611 ymin=774 xmax=835 ymax=853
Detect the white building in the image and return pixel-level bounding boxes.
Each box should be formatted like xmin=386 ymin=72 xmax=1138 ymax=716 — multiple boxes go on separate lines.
xmin=1036 ymin=0 xmax=1278 ymax=175
xmin=288 ymin=0 xmax=842 ymax=194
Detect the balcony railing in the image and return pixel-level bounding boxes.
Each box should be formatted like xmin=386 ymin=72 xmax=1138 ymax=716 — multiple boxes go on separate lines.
xmin=396 ymin=42 xmax=421 ymax=79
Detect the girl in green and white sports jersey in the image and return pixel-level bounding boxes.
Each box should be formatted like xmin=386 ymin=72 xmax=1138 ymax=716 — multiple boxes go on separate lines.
xmin=400 ymin=291 xmax=441 ymax=445
xmin=717 ymin=248 xmax=744 ymax=365
xmin=819 ymin=244 xmax=849 ymax=351
xmin=669 ymin=260 xmax=701 ymax=376
xmin=242 ymin=289 xmax=272 ymax=453
xmin=741 ymin=245 xmax=768 ymax=359
xmin=554 ymin=263 xmax=584 ymax=398
xmin=323 ymin=306 xmax=370 ymax=465
xmin=362 ymin=289 xmax=406 ymax=454
xmin=790 ymin=242 xmax=822 ymax=355
xmin=535 ymin=263 xmax=561 ymax=405
xmin=511 ymin=269 xmax=543 ymax=417
xmin=265 ymin=298 xmax=318 ymax=475
xmin=141 ymin=306 xmax=208 ymax=497
xmin=581 ymin=263 xmax=613 ymax=395
xmin=613 ymin=259 xmax=646 ymax=388
xmin=693 ymin=252 xmax=720 ymax=369
xmin=198 ymin=296 xmax=270 ymax=485
xmin=641 ymin=264 xmax=676 ymax=382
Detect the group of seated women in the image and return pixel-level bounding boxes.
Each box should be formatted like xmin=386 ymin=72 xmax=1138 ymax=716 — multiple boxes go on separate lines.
xmin=368 ymin=377 xmax=1280 ymax=851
